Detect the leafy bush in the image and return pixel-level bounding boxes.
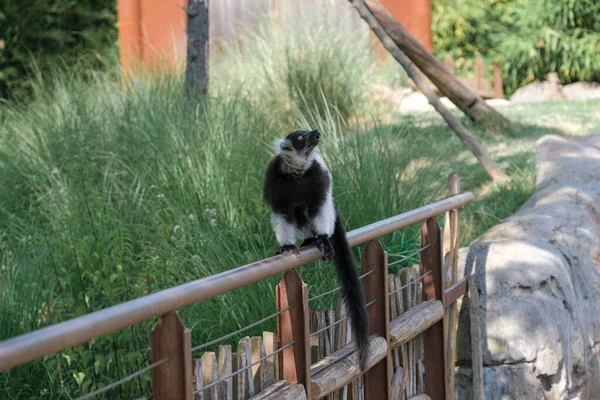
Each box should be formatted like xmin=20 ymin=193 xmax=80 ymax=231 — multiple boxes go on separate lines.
xmin=0 ymin=0 xmax=116 ymax=101
xmin=432 ymin=0 xmax=600 ymax=94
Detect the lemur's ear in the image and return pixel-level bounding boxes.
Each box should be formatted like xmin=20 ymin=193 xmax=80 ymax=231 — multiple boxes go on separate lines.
xmin=274 ymin=138 xmax=285 ymax=153
xmin=274 ymin=138 xmax=292 ymax=153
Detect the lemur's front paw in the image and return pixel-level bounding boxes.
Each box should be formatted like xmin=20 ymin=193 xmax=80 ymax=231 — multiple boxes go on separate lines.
xmin=276 ymin=244 xmax=298 ymax=256
xmin=317 ymin=235 xmax=335 ymax=262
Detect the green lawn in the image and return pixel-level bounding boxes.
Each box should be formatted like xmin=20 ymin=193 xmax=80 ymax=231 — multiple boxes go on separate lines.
xmin=1 ymin=10 xmax=600 ymax=398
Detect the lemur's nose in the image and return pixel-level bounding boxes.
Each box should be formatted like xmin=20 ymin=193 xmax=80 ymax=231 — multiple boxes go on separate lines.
xmin=312 ymin=130 xmax=320 ymax=139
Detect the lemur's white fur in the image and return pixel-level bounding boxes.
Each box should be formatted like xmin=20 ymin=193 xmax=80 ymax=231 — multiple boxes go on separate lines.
xmin=270 ymin=141 xmax=336 ymax=246
xmin=271 ymin=213 xmax=296 ymax=246
xmin=274 ymin=138 xmax=319 ymax=177
xmin=311 ymin=155 xmax=335 ymax=236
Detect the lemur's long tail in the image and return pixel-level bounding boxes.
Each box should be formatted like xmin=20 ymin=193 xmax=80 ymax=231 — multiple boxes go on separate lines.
xmin=330 ymin=212 xmax=370 ymax=371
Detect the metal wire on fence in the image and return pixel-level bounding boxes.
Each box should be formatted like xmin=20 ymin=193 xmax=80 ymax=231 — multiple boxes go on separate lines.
xmin=388 ymin=270 xmax=432 ymax=296
xmin=191 ymin=305 xmax=293 ymax=353
xmin=309 ymin=299 xmax=377 ymax=337
xmin=308 ymin=268 xmax=375 ymax=302
xmin=74 ymin=355 xmax=172 ymax=400
xmin=192 ymin=341 xmax=295 ymax=394
xmin=387 ymin=243 xmax=432 ymax=267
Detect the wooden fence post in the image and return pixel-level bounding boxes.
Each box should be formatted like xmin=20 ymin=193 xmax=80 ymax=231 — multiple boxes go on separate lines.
xmin=493 ymin=63 xmax=504 ymax=99
xmin=151 ymin=311 xmax=193 ymax=400
xmin=469 ymin=275 xmax=485 ymax=400
xmin=444 ymin=173 xmax=461 ymax=400
xmin=475 ymin=58 xmax=485 ymax=92
xmin=361 ymin=239 xmax=392 ymax=400
xmin=276 ymin=270 xmax=311 ymax=396
xmin=421 ymin=218 xmax=446 ymax=400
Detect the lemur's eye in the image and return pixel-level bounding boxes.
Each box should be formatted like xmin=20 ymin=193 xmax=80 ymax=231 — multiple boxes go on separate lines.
xmin=297 ymin=135 xmax=303 ymax=141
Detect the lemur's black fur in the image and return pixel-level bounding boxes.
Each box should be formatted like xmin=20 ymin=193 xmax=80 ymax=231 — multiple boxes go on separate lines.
xmin=263 ymin=129 xmax=370 ymax=370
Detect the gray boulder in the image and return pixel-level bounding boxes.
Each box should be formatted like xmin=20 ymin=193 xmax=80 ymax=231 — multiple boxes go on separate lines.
xmin=456 ymin=134 xmax=600 ymax=399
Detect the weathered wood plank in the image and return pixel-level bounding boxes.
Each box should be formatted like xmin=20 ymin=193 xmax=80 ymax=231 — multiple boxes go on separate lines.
xmin=389 ymin=300 xmax=444 ymax=349
xmin=218 ymin=345 xmax=233 ymax=400
xmin=201 ymin=352 xmax=219 ymax=400
xmin=311 ymin=336 xmax=387 ymax=399
xmin=408 ymin=395 xmax=432 ymax=400
xmin=248 ymin=380 xmax=289 ymax=399
xmin=238 ymin=337 xmax=255 ymax=396
xmin=261 ymin=383 xmax=307 ymax=400
xmin=262 ymin=332 xmax=277 ymax=386
xmin=151 ymin=312 xmax=193 ymax=400
xmin=194 ymin=358 xmax=204 ymax=400
xmin=391 ymin=367 xmax=405 ymax=400
xmin=233 ymin=352 xmax=247 ymax=400
xmin=276 ymin=270 xmax=311 ymax=390
xmin=421 ymin=218 xmax=445 ymax=400
xmin=469 ymin=275 xmax=484 ymax=400
xmin=361 ymin=239 xmax=392 ymax=399
xmin=251 ymin=336 xmax=267 ymax=392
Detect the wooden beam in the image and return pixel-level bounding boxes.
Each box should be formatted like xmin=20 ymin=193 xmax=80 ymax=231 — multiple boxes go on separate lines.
xmin=276 ymin=270 xmax=311 ymax=396
xmin=469 ymin=275 xmax=485 ymax=400
xmin=151 ymin=312 xmax=193 ymax=400
xmin=311 ymin=336 xmax=388 ymax=399
xmin=361 ymin=239 xmax=392 ymax=399
xmin=389 ymin=300 xmax=444 ymax=349
xmin=349 ymin=0 xmax=510 ymax=183
xmin=361 ymin=0 xmax=511 ymax=128
xmin=443 ymin=277 xmax=468 ymax=307
xmin=421 ymin=218 xmax=446 ymax=400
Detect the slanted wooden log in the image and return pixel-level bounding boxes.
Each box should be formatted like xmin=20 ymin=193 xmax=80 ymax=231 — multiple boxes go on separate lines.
xmin=311 ymin=336 xmax=388 ymax=398
xmin=262 ymin=383 xmax=307 ymax=400
xmin=248 ymin=380 xmax=289 ymax=399
xmin=361 ymin=0 xmax=511 ymax=128
xmin=389 ymin=300 xmax=444 ymax=349
xmin=349 ymin=0 xmax=510 ymax=183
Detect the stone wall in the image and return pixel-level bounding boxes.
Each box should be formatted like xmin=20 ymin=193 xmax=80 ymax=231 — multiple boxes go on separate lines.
xmin=455 ymin=135 xmax=600 ymax=399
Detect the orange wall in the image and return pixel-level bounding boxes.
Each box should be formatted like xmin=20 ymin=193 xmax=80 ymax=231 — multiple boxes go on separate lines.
xmin=379 ymin=0 xmax=432 ymax=51
xmin=117 ymin=0 xmax=187 ymax=74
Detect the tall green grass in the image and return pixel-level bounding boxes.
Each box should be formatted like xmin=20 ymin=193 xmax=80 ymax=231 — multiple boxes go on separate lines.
xmin=0 ymin=10 xmax=436 ymax=398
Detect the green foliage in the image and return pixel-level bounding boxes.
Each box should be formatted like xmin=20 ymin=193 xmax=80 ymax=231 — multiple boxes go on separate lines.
xmin=0 ymin=0 xmax=117 ymax=101
xmin=432 ymin=0 xmax=600 ymax=94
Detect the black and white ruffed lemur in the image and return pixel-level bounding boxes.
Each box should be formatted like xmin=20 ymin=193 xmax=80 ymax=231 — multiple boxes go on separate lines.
xmin=262 ymin=129 xmax=369 ymax=370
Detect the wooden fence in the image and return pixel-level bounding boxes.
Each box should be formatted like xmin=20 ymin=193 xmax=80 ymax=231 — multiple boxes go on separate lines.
xmin=443 ymin=56 xmax=504 ymax=100
xmin=0 ymin=174 xmax=480 ymax=400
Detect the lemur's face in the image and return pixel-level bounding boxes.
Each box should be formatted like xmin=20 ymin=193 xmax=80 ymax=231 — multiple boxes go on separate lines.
xmin=278 ymin=129 xmax=320 ymax=156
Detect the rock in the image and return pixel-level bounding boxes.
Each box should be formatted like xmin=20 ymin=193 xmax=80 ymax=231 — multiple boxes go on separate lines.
xmin=510 ymin=78 xmax=600 ymax=103
xmin=562 ymin=82 xmax=600 ymax=101
xmin=456 ymin=134 xmax=600 ymax=399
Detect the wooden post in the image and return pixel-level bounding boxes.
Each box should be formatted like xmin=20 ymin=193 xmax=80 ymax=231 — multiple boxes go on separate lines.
xmin=185 ymin=0 xmax=209 ymax=101
xmin=444 ymin=173 xmax=460 ymax=400
xmin=421 ymin=218 xmax=445 ymax=400
xmin=276 ymin=270 xmax=311 ymax=396
xmin=475 ymin=58 xmax=485 ymax=92
xmin=151 ymin=312 xmax=193 ymax=400
xmin=469 ymin=275 xmax=484 ymax=400
xmin=349 ymin=0 xmax=511 ymax=183
xmin=359 ymin=0 xmax=512 ymax=128
xmin=493 ymin=63 xmax=503 ymax=99
xmin=361 ymin=239 xmax=391 ymax=400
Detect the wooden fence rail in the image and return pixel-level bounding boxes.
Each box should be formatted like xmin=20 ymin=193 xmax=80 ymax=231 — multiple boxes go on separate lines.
xmin=0 ymin=175 xmax=478 ymax=400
